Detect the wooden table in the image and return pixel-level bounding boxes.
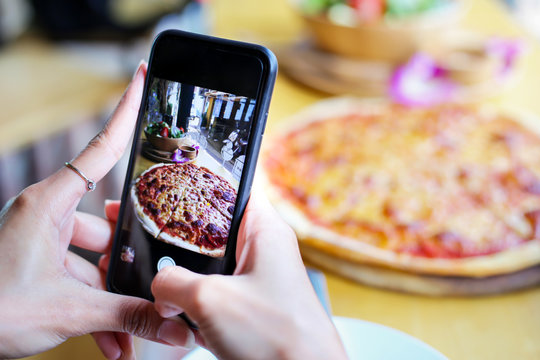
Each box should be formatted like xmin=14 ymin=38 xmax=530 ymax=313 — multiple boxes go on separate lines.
xmin=0 ymin=37 xmax=127 ymax=156
xmin=21 ymin=0 xmax=540 ymax=359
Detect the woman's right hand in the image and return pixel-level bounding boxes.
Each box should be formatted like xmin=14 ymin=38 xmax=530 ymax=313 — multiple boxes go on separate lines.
xmin=151 ymin=191 xmax=348 ymax=359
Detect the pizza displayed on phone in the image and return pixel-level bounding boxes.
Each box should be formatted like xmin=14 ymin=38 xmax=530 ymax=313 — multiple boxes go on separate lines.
xmin=127 ymin=78 xmax=256 ymax=258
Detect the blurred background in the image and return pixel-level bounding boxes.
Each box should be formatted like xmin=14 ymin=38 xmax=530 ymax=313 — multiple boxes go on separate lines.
xmin=1 ymin=0 xmax=539 ymax=359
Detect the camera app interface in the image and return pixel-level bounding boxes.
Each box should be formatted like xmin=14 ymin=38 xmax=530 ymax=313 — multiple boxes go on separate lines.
xmin=119 ymin=76 xmax=256 ymax=261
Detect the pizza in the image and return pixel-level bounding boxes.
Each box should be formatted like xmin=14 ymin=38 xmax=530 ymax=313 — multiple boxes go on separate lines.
xmin=131 ymin=162 xmax=237 ymax=257
xmin=262 ymin=98 xmax=540 ymax=277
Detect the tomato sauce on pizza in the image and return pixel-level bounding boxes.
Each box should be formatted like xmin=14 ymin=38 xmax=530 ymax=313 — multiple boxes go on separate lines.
xmin=131 ymin=163 xmax=237 ymax=257
xmin=263 ymin=101 xmax=540 ymax=276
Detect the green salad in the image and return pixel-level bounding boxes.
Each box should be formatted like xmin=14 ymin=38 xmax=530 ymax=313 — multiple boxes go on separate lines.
xmin=145 ymin=121 xmax=184 ymax=139
xmin=302 ymin=0 xmax=454 ymax=25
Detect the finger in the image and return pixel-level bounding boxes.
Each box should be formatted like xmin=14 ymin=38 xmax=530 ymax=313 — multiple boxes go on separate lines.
xmin=115 ymin=332 xmax=135 ymax=360
xmin=93 ymin=332 xmax=134 ymax=360
xmin=105 ymin=200 xmax=121 ymax=222
xmin=151 ymin=266 xmax=203 ymax=317
xmin=99 ymin=254 xmax=110 ymax=272
xmin=69 ymin=62 xmax=146 ymax=186
xmin=65 ymin=251 xmax=104 ymax=289
xmin=242 ymin=187 xmax=278 ymax=224
xmin=71 ymin=212 xmax=115 ymax=253
xmin=235 ymin=188 xmax=267 ymax=262
xmin=93 ymin=332 xmax=122 ymax=360
xmin=235 ymin=189 xmax=300 ymax=275
xmin=44 ymin=62 xmax=147 ymax=211
xmin=154 ymin=302 xmax=184 ymax=319
xmin=238 ymin=188 xmax=280 ymax=254
xmin=76 ymin=287 xmax=196 ymax=349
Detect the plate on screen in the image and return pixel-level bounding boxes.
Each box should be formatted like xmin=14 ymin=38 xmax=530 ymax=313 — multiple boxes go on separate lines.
xmin=182 ymin=316 xmax=448 ymax=360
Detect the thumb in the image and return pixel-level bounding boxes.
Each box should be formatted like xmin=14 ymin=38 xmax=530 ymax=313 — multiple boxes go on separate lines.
xmin=151 ymin=265 xmax=204 ymax=318
xmin=235 ymin=189 xmax=300 ymax=275
xmin=77 ymin=287 xmax=196 ymax=349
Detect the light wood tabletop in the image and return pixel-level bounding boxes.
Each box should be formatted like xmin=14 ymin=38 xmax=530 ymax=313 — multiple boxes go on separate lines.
xmin=0 ymin=37 xmax=127 ymax=156
xmin=18 ymin=0 xmax=540 ymax=359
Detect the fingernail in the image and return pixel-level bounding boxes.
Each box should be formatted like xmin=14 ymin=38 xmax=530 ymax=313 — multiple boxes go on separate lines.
xmin=158 ymin=320 xmax=196 ymax=349
xmin=118 ymin=346 xmax=136 ymax=360
xmin=98 ymin=254 xmax=110 ymax=271
xmin=132 ymin=60 xmax=146 ymax=80
xmin=104 ymin=199 xmax=114 ymax=206
xmin=157 ymin=303 xmax=183 ymax=318
xmin=110 ymin=349 xmax=121 ymax=360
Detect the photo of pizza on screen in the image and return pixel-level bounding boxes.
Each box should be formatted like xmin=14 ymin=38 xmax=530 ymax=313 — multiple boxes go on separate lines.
xmin=127 ymin=76 xmax=256 ymax=257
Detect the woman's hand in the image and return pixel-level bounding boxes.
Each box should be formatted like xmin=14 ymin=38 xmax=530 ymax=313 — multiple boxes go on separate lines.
xmin=0 ymin=62 xmax=193 ymax=360
xmin=151 ymin=190 xmax=348 ymax=360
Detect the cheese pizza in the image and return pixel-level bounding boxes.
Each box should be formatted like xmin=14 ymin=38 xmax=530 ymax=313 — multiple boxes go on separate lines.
xmin=262 ymin=98 xmax=540 ymax=277
xmin=131 ymin=162 xmax=237 ymax=257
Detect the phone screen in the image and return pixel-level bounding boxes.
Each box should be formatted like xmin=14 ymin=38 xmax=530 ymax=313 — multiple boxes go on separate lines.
xmin=112 ymin=76 xmax=258 ymax=296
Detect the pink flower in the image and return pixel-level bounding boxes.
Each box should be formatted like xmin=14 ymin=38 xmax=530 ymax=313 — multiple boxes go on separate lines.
xmin=389 ymin=53 xmax=456 ymax=107
xmin=486 ymin=37 xmax=525 ymax=76
xmin=171 ymin=149 xmax=189 ymax=163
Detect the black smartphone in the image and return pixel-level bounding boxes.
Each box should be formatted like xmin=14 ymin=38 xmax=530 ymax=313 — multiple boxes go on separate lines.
xmin=107 ymin=30 xmax=277 ymax=305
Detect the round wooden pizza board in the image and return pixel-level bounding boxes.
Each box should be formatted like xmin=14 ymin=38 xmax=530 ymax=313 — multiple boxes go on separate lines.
xmin=275 ymin=38 xmax=518 ymax=102
xmin=300 ymin=243 xmax=540 ymax=296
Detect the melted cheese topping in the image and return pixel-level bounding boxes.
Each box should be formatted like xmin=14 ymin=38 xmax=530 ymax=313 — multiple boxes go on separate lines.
xmin=266 ymin=106 xmax=540 ymax=258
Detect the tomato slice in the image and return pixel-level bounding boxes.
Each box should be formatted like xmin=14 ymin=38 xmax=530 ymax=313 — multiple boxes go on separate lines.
xmin=349 ymin=0 xmax=384 ymax=21
xmin=160 ymin=127 xmax=169 ymax=138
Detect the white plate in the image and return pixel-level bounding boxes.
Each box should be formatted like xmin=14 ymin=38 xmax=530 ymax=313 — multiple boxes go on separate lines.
xmin=182 ymin=316 xmax=448 ymax=360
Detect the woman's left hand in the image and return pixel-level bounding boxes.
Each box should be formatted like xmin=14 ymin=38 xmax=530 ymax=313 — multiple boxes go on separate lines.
xmin=0 ymin=62 xmax=193 ymax=360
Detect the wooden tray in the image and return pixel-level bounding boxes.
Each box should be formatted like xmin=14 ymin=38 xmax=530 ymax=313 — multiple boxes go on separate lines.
xmin=276 ymin=41 xmax=391 ymax=97
xmin=301 ymin=243 xmax=540 ymax=296
xmin=276 ymin=39 xmax=518 ymax=101
xmin=141 ymin=141 xmax=196 ymax=164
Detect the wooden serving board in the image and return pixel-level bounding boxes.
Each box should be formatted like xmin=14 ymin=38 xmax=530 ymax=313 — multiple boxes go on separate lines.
xmin=276 ymin=39 xmax=517 ymax=102
xmin=300 ymin=243 xmax=540 ymax=296
xmin=141 ymin=141 xmax=196 ymax=164
xmin=276 ymin=41 xmax=390 ymax=98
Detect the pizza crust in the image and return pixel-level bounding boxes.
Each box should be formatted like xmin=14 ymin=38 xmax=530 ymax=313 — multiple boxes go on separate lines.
xmin=131 ymin=162 xmax=229 ymax=257
xmin=158 ymin=231 xmax=226 ymax=257
xmin=131 ymin=162 xmax=192 ymax=238
xmin=130 ymin=163 xmax=177 ymax=238
xmin=131 ymin=184 xmax=162 ymax=238
xmin=260 ymin=97 xmax=540 ymax=277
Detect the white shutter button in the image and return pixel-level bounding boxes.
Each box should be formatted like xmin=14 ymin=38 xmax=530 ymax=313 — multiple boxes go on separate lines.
xmin=157 ymin=256 xmax=176 ymax=271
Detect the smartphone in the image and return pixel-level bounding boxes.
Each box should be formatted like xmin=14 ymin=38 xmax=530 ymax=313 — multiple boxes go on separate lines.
xmin=107 ymin=30 xmax=277 ymax=306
